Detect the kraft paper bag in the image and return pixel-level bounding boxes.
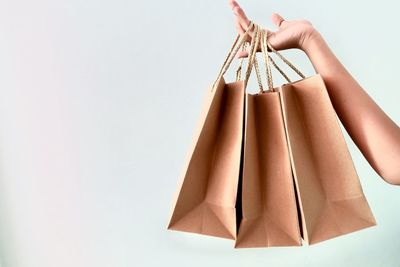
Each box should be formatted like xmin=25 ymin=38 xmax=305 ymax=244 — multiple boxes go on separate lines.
xmin=234 ymin=92 xmax=303 ymax=248
xmin=265 ymin=41 xmax=377 ymax=245
xmin=167 ymin=23 xmax=255 ymax=239
xmin=278 ymin=75 xmax=376 ymax=245
xmin=235 ymin=29 xmax=302 ymax=248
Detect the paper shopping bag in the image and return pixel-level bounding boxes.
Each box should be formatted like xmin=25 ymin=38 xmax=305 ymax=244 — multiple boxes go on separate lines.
xmin=167 ymin=23 xmax=255 ymax=239
xmin=264 ymin=40 xmax=377 ymax=245
xmin=234 ymin=28 xmax=302 ymax=248
xmin=278 ymin=75 xmax=376 ymax=245
xmin=234 ymin=92 xmax=303 ymax=248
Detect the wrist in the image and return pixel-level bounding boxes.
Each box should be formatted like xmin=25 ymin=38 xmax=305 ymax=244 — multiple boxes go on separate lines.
xmin=301 ymin=28 xmax=326 ymax=56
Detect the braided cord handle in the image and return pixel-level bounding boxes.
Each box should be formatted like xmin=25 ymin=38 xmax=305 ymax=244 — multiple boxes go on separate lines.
xmin=211 ymin=21 xmax=254 ymax=92
xmin=235 ymin=26 xmax=306 ymax=93
xmin=236 ymin=41 xmax=264 ymax=93
xmin=225 ymin=23 xmax=264 ymax=93
xmin=235 ymin=42 xmax=248 ymax=81
xmin=258 ymin=28 xmax=307 ymax=92
xmin=266 ymin=39 xmax=306 ymax=81
xmin=243 ymin=24 xmax=262 ymax=90
xmin=259 ymin=29 xmax=291 ymax=90
xmin=260 ymin=29 xmax=273 ymax=91
xmin=211 ymin=22 xmax=305 ymax=93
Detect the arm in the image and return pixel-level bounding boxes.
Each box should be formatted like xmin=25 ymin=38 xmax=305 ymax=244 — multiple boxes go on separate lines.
xmin=303 ymin=31 xmax=400 ymax=185
xmin=229 ymin=0 xmax=400 ymax=185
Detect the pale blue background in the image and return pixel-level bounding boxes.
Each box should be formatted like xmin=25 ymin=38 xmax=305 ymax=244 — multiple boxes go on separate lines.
xmin=0 ymin=0 xmax=399 ymax=266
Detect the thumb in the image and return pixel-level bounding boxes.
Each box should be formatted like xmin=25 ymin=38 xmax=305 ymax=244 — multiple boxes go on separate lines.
xmin=271 ymin=13 xmax=286 ymax=28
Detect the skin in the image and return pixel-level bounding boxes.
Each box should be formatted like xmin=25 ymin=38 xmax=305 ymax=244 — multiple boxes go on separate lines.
xmin=229 ymin=0 xmax=400 ymax=185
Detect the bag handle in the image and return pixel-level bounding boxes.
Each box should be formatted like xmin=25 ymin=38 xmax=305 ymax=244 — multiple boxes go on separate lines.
xmin=212 ymin=22 xmax=304 ymax=93
xmin=266 ymin=41 xmax=306 ymax=82
xmin=246 ymin=24 xmax=264 ymax=92
xmin=235 ymin=25 xmax=306 ymax=93
xmin=211 ymin=21 xmax=254 ymax=92
xmin=243 ymin=24 xmax=263 ymax=92
xmin=235 ymin=37 xmax=265 ymax=94
xmin=256 ymin=28 xmax=307 ymax=92
xmin=235 ymin=42 xmax=248 ymax=81
xmin=259 ymin=29 xmax=290 ymax=91
xmin=260 ymin=29 xmax=274 ymax=92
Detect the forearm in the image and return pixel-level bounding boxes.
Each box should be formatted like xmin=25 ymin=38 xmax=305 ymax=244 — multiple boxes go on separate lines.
xmin=302 ymin=31 xmax=400 ymax=185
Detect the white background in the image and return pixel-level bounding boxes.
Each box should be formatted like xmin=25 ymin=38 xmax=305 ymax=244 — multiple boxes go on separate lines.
xmin=0 ymin=0 xmax=399 ymax=266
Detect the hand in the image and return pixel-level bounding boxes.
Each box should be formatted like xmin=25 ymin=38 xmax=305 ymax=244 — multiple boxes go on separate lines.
xmin=229 ymin=0 xmax=320 ymax=57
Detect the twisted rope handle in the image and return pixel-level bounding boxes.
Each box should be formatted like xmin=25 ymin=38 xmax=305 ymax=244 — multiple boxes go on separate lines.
xmin=258 ymin=28 xmax=306 ymax=91
xmin=252 ymin=52 xmax=264 ymax=94
xmin=243 ymin=24 xmax=262 ymax=91
xmin=268 ymin=55 xmax=292 ymax=84
xmin=260 ymin=29 xmax=273 ymax=91
xmin=236 ymin=41 xmax=264 ymax=93
xmin=211 ymin=22 xmax=304 ymax=93
xmin=235 ymin=42 xmax=248 ymax=81
xmin=259 ymin=29 xmax=291 ymax=90
xmin=225 ymin=23 xmax=264 ymax=93
xmin=211 ymin=21 xmax=254 ymax=92
xmin=266 ymin=38 xmax=306 ymax=81
xmin=235 ymin=26 xmax=306 ymax=93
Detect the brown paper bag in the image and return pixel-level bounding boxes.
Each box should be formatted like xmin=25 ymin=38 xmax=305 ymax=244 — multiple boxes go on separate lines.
xmin=167 ymin=23 xmax=255 ymax=239
xmin=265 ymin=40 xmax=377 ymax=245
xmin=235 ymin=28 xmax=302 ymax=248
xmin=235 ymin=92 xmax=303 ymax=248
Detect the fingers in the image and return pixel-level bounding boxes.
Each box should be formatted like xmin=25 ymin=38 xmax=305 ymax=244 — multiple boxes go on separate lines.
xmin=237 ymin=28 xmax=276 ymax=58
xmin=230 ymin=0 xmax=253 ymax=44
xmin=237 ymin=50 xmax=249 ymax=58
xmin=271 ymin=13 xmax=286 ymax=28
xmin=229 ymin=0 xmax=260 ymax=58
xmin=236 ymin=17 xmax=253 ymax=43
xmin=235 ymin=19 xmax=245 ymax=35
xmin=229 ymin=0 xmax=251 ymax=31
xmin=234 ymin=6 xmax=251 ymax=31
xmin=228 ymin=0 xmax=238 ymax=9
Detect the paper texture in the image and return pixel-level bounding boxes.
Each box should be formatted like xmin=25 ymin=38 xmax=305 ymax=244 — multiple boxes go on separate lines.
xmin=167 ymin=78 xmax=245 ymax=239
xmin=278 ymin=74 xmax=376 ymax=245
xmin=235 ymin=91 xmax=302 ymax=248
